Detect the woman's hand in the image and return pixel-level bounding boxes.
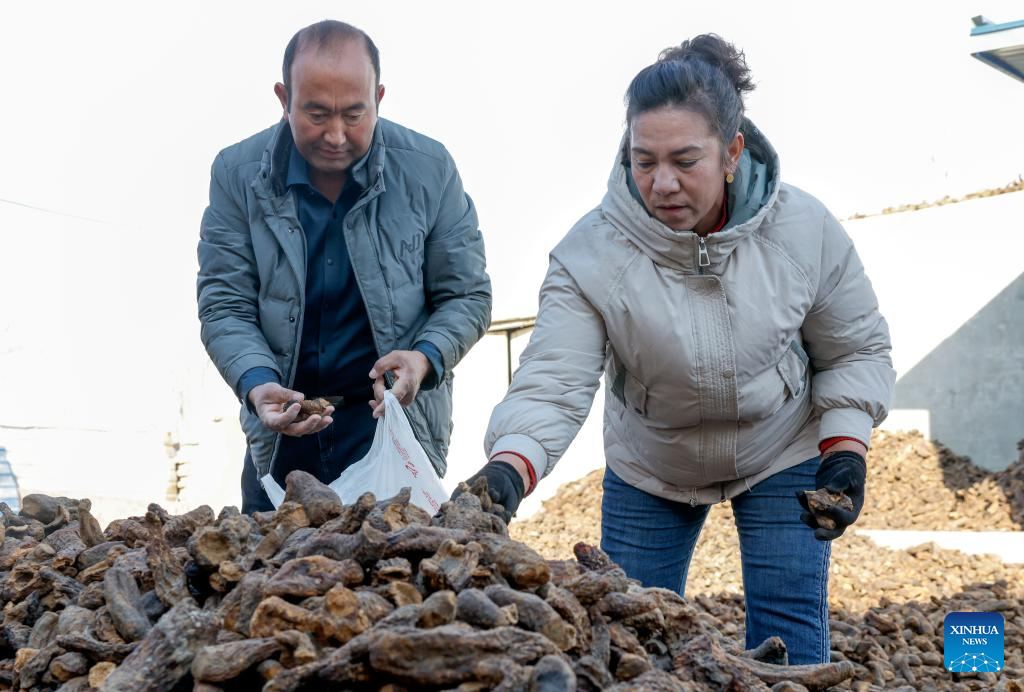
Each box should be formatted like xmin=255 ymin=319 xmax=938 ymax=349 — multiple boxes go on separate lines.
xmin=797 ymin=450 xmax=866 ymax=540
xmin=453 ymin=459 xmax=529 ymax=523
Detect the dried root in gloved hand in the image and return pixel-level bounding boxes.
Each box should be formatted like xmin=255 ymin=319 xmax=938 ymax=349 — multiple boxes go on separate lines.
xmin=801 ymin=489 xmax=854 ymax=530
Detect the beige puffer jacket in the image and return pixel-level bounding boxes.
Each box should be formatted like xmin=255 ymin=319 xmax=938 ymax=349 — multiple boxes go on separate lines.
xmin=484 ymin=119 xmax=895 ymax=505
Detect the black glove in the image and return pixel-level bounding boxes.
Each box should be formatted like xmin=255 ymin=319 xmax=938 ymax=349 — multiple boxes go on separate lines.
xmin=454 ymin=461 xmax=526 ymax=523
xmin=797 ymin=450 xmax=866 ymax=541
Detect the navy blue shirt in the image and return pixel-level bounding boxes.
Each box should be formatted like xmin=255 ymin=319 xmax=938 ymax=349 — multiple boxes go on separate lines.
xmin=237 ymin=142 xmax=443 ymax=483
xmin=288 ymin=143 xmax=379 ymax=397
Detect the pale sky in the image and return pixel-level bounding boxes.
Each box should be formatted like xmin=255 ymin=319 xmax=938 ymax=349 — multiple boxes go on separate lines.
xmin=2 ymin=0 xmax=1023 ymax=321
xmin=1 ymin=1 xmax=1023 ymax=511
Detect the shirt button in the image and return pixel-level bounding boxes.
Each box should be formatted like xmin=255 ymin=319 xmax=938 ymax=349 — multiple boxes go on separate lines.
xmin=722 ymin=368 xmax=735 ymax=379
xmin=289 ymin=316 xmax=295 ymax=323
xmin=327 ymin=258 xmax=334 ymax=266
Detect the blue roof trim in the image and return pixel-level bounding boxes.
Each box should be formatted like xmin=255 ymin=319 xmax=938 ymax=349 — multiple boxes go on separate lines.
xmin=971 ymin=18 xmax=1024 ymax=36
xmin=972 ymin=51 xmax=1024 ymax=81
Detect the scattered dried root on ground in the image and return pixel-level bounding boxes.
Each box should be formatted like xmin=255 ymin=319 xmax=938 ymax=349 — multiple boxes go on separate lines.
xmin=511 ymin=431 xmax=1024 ymax=690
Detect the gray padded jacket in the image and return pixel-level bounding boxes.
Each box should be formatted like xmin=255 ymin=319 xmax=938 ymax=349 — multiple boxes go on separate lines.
xmin=485 ymin=119 xmax=894 ymax=505
xmin=198 ymin=119 xmax=491 ymax=479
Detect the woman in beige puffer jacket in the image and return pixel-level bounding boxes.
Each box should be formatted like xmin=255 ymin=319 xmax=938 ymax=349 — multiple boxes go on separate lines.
xmin=459 ymin=35 xmax=895 ymax=665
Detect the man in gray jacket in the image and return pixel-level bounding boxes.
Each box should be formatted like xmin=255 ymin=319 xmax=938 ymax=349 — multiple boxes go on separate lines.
xmin=197 ymin=20 xmax=491 ymax=512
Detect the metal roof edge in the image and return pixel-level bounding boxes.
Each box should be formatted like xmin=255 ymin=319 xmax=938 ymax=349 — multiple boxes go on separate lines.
xmin=971 ymin=18 xmax=1024 ymax=36
xmin=971 ymin=50 xmax=1024 ymax=81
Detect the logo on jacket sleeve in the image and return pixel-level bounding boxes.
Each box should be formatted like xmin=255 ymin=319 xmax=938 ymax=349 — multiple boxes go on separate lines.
xmin=944 ymin=612 xmax=1003 ymax=673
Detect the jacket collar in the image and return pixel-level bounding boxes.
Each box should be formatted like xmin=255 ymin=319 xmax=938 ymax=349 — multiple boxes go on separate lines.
xmin=284 ymin=139 xmax=374 ymax=195
xmin=601 ymin=117 xmax=781 ymax=273
xmin=255 ymin=120 xmax=387 ymax=199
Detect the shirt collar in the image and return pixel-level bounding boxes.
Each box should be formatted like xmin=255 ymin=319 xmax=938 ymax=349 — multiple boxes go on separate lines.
xmin=285 ymin=143 xmax=312 ymax=190
xmin=284 ymin=137 xmax=374 ymax=194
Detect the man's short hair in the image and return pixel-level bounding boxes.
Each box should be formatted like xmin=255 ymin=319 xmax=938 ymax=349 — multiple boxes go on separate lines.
xmin=282 ymin=20 xmax=381 ymax=103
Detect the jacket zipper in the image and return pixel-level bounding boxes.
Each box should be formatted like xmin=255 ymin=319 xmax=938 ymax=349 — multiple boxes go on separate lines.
xmin=697 ymin=235 xmax=710 ymax=273
xmin=691 ymin=235 xmax=713 ymax=504
xmin=345 ymin=180 xmax=388 ymax=365
xmin=261 ymin=191 xmax=307 ymax=484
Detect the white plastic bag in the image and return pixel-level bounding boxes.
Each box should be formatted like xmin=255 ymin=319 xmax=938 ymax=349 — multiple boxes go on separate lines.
xmin=260 ymin=391 xmax=448 ymax=514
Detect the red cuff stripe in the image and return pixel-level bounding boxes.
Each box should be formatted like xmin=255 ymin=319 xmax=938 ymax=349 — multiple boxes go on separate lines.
xmin=819 ymin=436 xmax=865 ymax=455
xmin=489 ymin=451 xmax=538 ymax=495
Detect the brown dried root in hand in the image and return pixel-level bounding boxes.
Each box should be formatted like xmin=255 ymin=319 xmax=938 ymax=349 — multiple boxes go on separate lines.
xmin=286 ymin=397 xmax=334 ymax=419
xmin=802 ymin=489 xmax=854 ymax=530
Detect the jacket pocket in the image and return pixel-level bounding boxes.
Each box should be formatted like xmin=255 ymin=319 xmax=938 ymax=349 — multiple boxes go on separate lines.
xmin=776 ymin=340 xmax=809 ymax=400
xmin=607 ymin=350 xmax=649 ymax=417
xmin=623 ymin=371 xmax=649 ymax=416
xmin=259 ymin=296 xmax=296 ymax=364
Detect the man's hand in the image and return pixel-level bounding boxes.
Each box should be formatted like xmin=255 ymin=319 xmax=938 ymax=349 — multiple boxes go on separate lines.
xmin=249 ymin=382 xmax=334 ymax=437
xmin=797 ymin=449 xmax=867 ymax=541
xmin=368 ymin=350 xmax=431 ymax=418
xmin=453 ymin=460 xmax=527 ymax=523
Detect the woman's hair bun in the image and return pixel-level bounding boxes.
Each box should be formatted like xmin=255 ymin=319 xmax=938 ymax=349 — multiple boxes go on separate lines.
xmin=658 ymin=34 xmax=755 ymax=96
xmin=624 ymin=33 xmax=753 ymax=151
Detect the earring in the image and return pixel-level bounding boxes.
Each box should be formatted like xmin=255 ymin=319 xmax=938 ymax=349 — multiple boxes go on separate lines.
xmin=726 ymin=172 xmax=735 ymax=184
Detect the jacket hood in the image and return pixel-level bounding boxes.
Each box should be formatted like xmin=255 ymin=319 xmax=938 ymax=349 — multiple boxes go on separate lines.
xmin=602 ymin=117 xmax=781 ymax=272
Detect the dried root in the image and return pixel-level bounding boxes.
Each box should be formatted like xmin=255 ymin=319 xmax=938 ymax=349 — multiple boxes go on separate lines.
xmin=0 ymin=487 xmax=865 ymax=691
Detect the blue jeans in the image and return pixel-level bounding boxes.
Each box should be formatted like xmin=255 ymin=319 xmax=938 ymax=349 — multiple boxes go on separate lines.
xmin=601 ymin=457 xmax=831 ymax=665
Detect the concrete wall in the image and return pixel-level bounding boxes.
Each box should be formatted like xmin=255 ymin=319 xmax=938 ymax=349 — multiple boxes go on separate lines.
xmin=890 ymin=271 xmax=1024 ymax=470
xmin=843 ymin=191 xmax=1024 ymax=470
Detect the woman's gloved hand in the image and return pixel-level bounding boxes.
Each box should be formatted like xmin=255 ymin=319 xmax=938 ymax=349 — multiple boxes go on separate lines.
xmin=797 ymin=450 xmax=866 ymax=540
xmin=453 ymin=461 xmax=526 ymax=523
